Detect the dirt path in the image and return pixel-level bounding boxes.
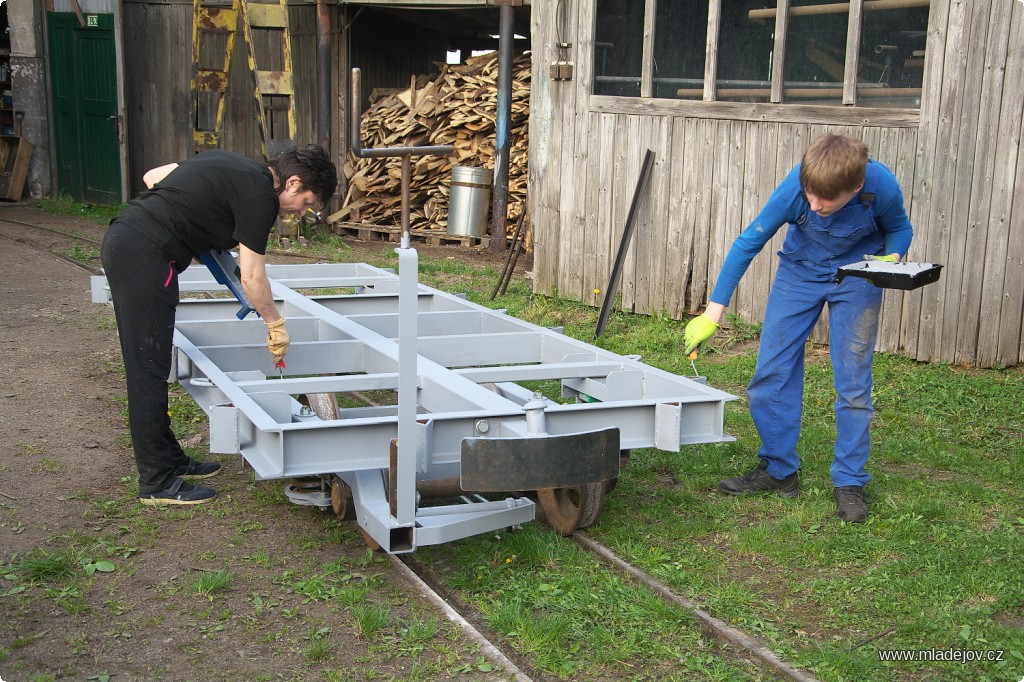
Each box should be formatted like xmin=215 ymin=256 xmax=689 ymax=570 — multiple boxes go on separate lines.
xmin=0 ymin=204 xmax=514 ymax=682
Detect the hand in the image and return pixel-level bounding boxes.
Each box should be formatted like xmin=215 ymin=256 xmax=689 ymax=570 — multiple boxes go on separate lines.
xmin=265 ymin=317 xmax=290 ymax=366
xmin=864 ymin=253 xmax=899 ymax=263
xmin=683 ymin=314 xmax=719 ymax=355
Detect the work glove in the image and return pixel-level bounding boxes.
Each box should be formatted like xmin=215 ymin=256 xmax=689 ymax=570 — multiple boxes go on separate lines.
xmin=863 ymin=253 xmax=899 ymax=263
xmin=683 ymin=314 xmax=719 ymax=356
xmin=264 ymin=317 xmax=290 ymax=367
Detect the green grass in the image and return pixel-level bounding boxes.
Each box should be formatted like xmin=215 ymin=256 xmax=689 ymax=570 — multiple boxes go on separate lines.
xmin=37 ymin=196 xmax=126 ymax=224
xmin=395 ymin=253 xmax=1024 ymax=681
xmin=11 ymin=242 xmax=1019 ymax=681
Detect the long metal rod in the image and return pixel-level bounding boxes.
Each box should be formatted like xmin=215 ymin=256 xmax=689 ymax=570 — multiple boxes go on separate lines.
xmin=594 ymin=149 xmax=655 ymax=339
xmin=489 ymin=4 xmax=515 ymax=254
xmin=490 ymin=207 xmax=527 ymax=300
xmin=349 ymin=68 xmax=453 ymax=159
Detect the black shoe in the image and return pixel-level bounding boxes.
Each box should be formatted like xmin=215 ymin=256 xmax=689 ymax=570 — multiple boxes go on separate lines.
xmin=140 ymin=477 xmax=217 ymax=506
xmin=834 ymin=486 xmax=868 ymax=523
xmin=174 ymin=457 xmax=221 ymax=479
xmin=719 ymin=460 xmax=800 ymax=498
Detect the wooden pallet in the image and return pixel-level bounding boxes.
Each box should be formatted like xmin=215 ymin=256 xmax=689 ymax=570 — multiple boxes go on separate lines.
xmin=332 ymin=222 xmax=490 ymax=248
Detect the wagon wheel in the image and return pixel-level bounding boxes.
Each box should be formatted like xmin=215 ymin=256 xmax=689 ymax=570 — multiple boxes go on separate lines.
xmin=303 ymin=393 xmax=339 ymax=420
xmin=535 ymin=482 xmax=606 ymax=536
xmin=330 ymin=476 xmax=356 ymax=521
xmin=604 ymin=449 xmax=632 ymax=494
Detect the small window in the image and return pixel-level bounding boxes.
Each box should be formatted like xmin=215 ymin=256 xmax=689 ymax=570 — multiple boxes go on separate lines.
xmin=594 ymin=0 xmax=644 ymax=97
xmin=594 ymin=0 xmax=930 ymax=108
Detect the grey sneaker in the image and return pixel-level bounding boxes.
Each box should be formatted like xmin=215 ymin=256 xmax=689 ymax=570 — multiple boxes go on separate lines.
xmin=834 ymin=486 xmax=868 ymax=523
xmin=719 ymin=460 xmax=800 ymax=498
xmin=140 ymin=477 xmax=217 ymax=506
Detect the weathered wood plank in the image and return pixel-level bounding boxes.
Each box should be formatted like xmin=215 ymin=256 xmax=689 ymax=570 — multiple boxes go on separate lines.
xmin=938 ymin=0 xmax=990 ymax=364
xmin=687 ymin=118 xmax=715 ymax=310
xmin=902 ymin=0 xmax=951 ymax=359
xmin=589 ymin=95 xmax=920 ymax=127
xmin=640 ymin=0 xmax=656 ymax=99
xmin=704 ymin=0 xmax=722 ymax=101
xmin=665 ymin=116 xmax=692 ymax=318
xmin=980 ymin=3 xmax=1024 ymax=367
xmin=530 ymin=0 xmax=560 ymax=294
xmin=733 ymin=123 xmax=758 ymax=324
xmin=952 ymin=0 xmax=1010 ymax=365
xmin=559 ymin=0 xmax=593 ymax=301
xmin=741 ymin=123 xmax=777 ymax=325
xmin=843 ymin=0 xmax=864 ymax=105
xmin=913 ymin=0 xmax=965 ymax=362
xmin=618 ymin=115 xmax=646 ymax=312
xmin=643 ymin=116 xmax=672 ymax=315
xmin=585 ymin=113 xmax=616 ymax=308
xmin=770 ymin=0 xmax=790 ymax=103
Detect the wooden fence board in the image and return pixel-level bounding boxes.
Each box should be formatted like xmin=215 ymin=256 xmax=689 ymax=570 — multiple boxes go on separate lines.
xmin=955 ymin=0 xmax=1010 ymax=364
xmin=687 ymin=118 xmax=715 ymax=310
xmin=617 ymin=115 xmax=645 ymax=312
xmin=644 ymin=116 xmax=672 ymax=315
xmin=529 ymin=1 xmax=560 ymax=294
xmin=902 ymin=0 xmax=950 ymax=359
xmin=916 ymin=0 xmax=967 ymax=362
xmin=665 ymin=116 xmax=691 ymax=319
xmin=939 ymin=0 xmax=989 ymax=363
xmin=980 ymin=3 xmax=1024 ymax=367
xmin=586 ymin=113 xmax=616 ymax=308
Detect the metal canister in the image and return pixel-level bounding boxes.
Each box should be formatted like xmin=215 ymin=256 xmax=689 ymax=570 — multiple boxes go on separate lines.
xmin=447 ymin=166 xmax=493 ymax=237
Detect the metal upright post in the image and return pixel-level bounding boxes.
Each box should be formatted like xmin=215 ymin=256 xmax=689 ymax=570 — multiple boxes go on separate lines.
xmin=489 ymin=2 xmax=517 ymax=253
xmin=349 ymin=67 xmax=454 ymax=529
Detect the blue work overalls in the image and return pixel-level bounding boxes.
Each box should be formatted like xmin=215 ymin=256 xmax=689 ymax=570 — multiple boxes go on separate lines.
xmin=748 ymin=164 xmax=885 ymax=488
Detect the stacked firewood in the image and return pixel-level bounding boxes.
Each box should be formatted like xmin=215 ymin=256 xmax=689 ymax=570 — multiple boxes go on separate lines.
xmin=330 ymin=52 xmax=530 ymax=237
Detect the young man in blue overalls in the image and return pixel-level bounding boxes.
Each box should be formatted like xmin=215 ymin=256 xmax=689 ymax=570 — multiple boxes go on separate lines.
xmin=683 ymin=133 xmax=913 ymax=523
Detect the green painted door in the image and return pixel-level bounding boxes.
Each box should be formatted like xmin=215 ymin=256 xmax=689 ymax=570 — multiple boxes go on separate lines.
xmin=47 ymin=13 xmax=121 ymax=204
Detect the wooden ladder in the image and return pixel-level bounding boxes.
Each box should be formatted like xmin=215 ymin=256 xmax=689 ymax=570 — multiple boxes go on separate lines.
xmin=191 ymin=0 xmax=240 ymax=153
xmin=191 ymin=0 xmax=297 ymax=159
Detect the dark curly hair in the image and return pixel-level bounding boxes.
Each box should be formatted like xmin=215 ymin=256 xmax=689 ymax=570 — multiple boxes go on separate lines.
xmin=268 ymin=144 xmax=338 ymax=206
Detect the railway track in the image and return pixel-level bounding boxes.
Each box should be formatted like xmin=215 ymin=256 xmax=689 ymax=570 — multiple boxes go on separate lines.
xmin=4 ymin=214 xmax=817 ymax=682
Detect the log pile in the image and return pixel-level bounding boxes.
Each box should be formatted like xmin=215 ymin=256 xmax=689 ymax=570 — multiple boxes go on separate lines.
xmin=330 ymin=52 xmax=530 ymax=239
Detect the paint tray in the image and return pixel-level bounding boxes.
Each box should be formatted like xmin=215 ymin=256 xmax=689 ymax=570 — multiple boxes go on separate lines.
xmin=837 ymin=260 xmax=943 ymax=290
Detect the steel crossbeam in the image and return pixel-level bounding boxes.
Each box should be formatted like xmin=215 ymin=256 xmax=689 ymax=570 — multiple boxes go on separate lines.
xmin=93 ymin=257 xmax=735 ymax=552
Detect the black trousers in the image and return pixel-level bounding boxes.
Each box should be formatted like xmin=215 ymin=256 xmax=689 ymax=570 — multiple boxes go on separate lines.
xmin=101 ymin=221 xmax=190 ymax=494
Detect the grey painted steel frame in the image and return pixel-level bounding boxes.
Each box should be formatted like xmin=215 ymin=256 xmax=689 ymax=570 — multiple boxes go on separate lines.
xmin=93 ymin=261 xmax=735 ymax=551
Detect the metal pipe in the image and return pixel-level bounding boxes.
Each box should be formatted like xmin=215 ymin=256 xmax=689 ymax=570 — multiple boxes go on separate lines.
xmin=489 ymin=4 xmax=515 ymax=254
xmin=349 ymin=68 xmax=453 ymax=159
xmin=315 ymin=0 xmax=331 ymax=151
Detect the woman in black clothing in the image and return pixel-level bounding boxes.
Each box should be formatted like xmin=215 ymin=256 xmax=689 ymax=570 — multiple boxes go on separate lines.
xmin=101 ymin=145 xmax=337 ymax=506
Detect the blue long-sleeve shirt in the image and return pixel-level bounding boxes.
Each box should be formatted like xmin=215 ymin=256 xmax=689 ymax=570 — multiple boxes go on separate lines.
xmin=709 ymin=161 xmax=913 ymax=306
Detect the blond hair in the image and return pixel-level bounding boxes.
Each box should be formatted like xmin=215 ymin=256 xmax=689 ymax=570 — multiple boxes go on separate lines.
xmin=799 ymin=134 xmax=869 ymax=199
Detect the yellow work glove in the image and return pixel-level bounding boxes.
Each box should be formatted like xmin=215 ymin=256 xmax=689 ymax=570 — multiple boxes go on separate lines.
xmin=864 ymin=253 xmax=899 ymax=263
xmin=264 ymin=317 xmax=290 ymax=367
xmin=683 ymin=313 xmax=719 ymax=356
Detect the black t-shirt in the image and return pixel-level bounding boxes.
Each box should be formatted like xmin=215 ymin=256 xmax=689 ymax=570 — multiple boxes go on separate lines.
xmin=119 ymin=150 xmax=279 ymax=257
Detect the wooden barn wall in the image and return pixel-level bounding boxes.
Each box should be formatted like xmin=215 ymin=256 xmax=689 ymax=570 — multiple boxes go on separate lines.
xmin=122 ymin=0 xmax=323 ymax=195
xmin=529 ymin=0 xmax=1024 ymax=368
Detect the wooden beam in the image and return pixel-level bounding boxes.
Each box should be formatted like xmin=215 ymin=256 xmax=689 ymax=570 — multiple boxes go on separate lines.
xmin=640 ymin=0 xmax=657 ymax=97
xmin=771 ymin=0 xmax=790 ymax=102
xmin=750 ymin=0 xmax=930 ymax=21
xmin=676 ymin=86 xmax=922 ymax=99
xmin=843 ymin=0 xmax=865 ymax=105
xmin=703 ymin=0 xmax=722 ymax=101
